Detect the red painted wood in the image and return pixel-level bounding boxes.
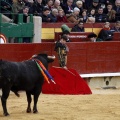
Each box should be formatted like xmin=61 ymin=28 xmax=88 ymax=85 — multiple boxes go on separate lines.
xmin=0 ymin=43 xmax=53 ymax=61
xmin=113 ymin=32 xmax=120 ymax=41
xmin=42 ymin=23 xmax=115 ymax=28
xmin=0 ymin=42 xmax=120 ymax=74
xmin=42 ymin=39 xmax=54 ymax=42
xmin=42 ymin=23 xmax=75 ymax=28
xmin=55 ymin=32 xmax=93 ymax=42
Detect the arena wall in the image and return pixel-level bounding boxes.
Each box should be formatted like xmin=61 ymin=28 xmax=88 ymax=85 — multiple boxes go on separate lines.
xmin=0 ymin=42 xmax=120 ymax=74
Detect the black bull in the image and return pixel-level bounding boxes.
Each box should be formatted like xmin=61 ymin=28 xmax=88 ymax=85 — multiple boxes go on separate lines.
xmin=0 ymin=54 xmax=55 ymax=116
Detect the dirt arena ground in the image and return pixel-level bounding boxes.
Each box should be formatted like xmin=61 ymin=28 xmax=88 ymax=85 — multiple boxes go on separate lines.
xmin=0 ymin=89 xmax=120 ymax=120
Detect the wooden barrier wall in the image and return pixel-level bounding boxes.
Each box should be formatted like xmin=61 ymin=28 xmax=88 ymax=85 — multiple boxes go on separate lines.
xmin=54 ymin=32 xmax=120 ymax=42
xmin=0 ymin=42 xmax=120 ymax=74
xmin=41 ymin=23 xmax=116 ymax=42
xmin=54 ymin=32 xmax=93 ymax=42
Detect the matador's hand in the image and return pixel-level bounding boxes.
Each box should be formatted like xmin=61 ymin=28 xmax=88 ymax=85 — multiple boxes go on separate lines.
xmin=63 ymin=66 xmax=68 ymax=69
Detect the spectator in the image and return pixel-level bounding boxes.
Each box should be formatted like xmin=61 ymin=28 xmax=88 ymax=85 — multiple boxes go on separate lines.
xmin=111 ymin=21 xmax=120 ymax=32
xmin=56 ymin=24 xmax=71 ymax=42
xmin=108 ymin=0 xmax=116 ymax=4
xmin=75 ymin=0 xmax=83 ymax=15
xmin=113 ymin=0 xmax=120 ymax=21
xmin=60 ymin=0 xmax=65 ymax=4
xmin=24 ymin=0 xmax=34 ymax=14
xmin=87 ymin=8 xmax=96 ymax=23
xmin=84 ymin=0 xmax=92 ymax=10
xmin=41 ymin=7 xmax=51 ymax=22
xmin=14 ymin=6 xmax=29 ymax=23
xmin=86 ymin=17 xmax=95 ymax=23
xmin=107 ymin=9 xmax=116 ymax=22
xmin=57 ymin=9 xmax=68 ymax=22
xmin=61 ymin=30 xmax=71 ymax=42
xmin=102 ymin=0 xmax=116 ymax=5
xmin=95 ymin=7 xmax=107 ymax=22
xmin=29 ymin=0 xmax=44 ymax=16
xmin=104 ymin=2 xmax=113 ymax=14
xmin=104 ymin=3 xmax=116 ymax=22
xmin=48 ymin=8 xmax=58 ymax=22
xmin=75 ymin=0 xmax=86 ymax=9
xmin=88 ymin=8 xmax=96 ymax=18
xmin=71 ymin=21 xmax=85 ymax=32
xmin=44 ymin=0 xmax=54 ymax=10
xmin=61 ymin=0 xmax=75 ymax=14
xmin=52 ymin=0 xmax=62 ymax=10
xmin=88 ymin=33 xmax=103 ymax=42
xmin=79 ymin=9 xmax=88 ymax=22
xmin=42 ymin=0 xmax=47 ymax=5
xmin=99 ymin=0 xmax=108 ymax=8
xmin=13 ymin=6 xmax=31 ymax=42
xmin=80 ymin=0 xmax=86 ymax=10
xmin=12 ymin=0 xmax=25 ymax=13
xmin=23 ymin=0 xmax=33 ymax=8
xmin=22 ymin=6 xmax=31 ymax=43
xmin=66 ymin=7 xmax=80 ymax=23
xmin=88 ymin=0 xmax=101 ymax=13
xmin=1 ymin=0 xmax=13 ymax=18
xmin=98 ymin=22 xmax=113 ymax=41
xmin=61 ymin=24 xmax=71 ymax=42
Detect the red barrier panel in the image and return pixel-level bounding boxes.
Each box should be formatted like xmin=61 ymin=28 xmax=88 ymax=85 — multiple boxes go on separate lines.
xmin=55 ymin=32 xmax=93 ymax=42
xmin=67 ymin=42 xmax=120 ymax=73
xmin=42 ymin=23 xmax=114 ymax=28
xmin=113 ymin=32 xmax=120 ymax=41
xmin=0 ymin=42 xmax=120 ymax=74
xmin=54 ymin=32 xmax=120 ymax=42
xmin=0 ymin=43 xmax=53 ymax=61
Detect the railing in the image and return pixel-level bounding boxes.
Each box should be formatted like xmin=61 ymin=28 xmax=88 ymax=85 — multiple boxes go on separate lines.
xmin=0 ymin=13 xmax=34 ymax=43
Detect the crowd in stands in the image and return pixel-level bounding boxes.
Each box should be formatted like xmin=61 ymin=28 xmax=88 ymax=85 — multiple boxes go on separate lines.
xmin=1 ymin=0 xmax=120 ymax=43
xmin=1 ymin=0 xmax=120 ymax=23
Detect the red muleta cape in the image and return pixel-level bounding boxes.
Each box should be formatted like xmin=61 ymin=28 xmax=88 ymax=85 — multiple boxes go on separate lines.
xmin=42 ymin=66 xmax=92 ymax=95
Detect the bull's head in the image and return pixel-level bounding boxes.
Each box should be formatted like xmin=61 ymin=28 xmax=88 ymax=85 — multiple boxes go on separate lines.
xmin=32 ymin=53 xmax=55 ymax=63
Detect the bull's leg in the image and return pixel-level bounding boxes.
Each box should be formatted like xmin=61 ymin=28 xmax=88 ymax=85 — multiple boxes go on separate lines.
xmin=26 ymin=91 xmax=32 ymax=113
xmin=33 ymin=89 xmax=41 ymax=113
xmin=1 ymin=87 xmax=10 ymax=116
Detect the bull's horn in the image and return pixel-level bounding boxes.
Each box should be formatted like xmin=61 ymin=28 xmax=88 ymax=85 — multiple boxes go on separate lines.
xmin=48 ymin=55 xmax=55 ymax=59
xmin=32 ymin=54 xmax=37 ymax=58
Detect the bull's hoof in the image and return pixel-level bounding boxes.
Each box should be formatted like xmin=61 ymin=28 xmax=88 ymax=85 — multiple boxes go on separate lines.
xmin=26 ymin=108 xmax=31 ymax=113
xmin=33 ymin=109 xmax=38 ymax=113
xmin=4 ymin=112 xmax=9 ymax=116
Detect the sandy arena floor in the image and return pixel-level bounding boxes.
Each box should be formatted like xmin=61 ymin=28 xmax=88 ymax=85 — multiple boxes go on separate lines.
xmin=0 ymin=89 xmax=120 ymax=120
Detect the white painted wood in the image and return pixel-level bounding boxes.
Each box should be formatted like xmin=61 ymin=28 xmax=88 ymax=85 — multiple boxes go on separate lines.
xmin=80 ymin=73 xmax=120 ymax=78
